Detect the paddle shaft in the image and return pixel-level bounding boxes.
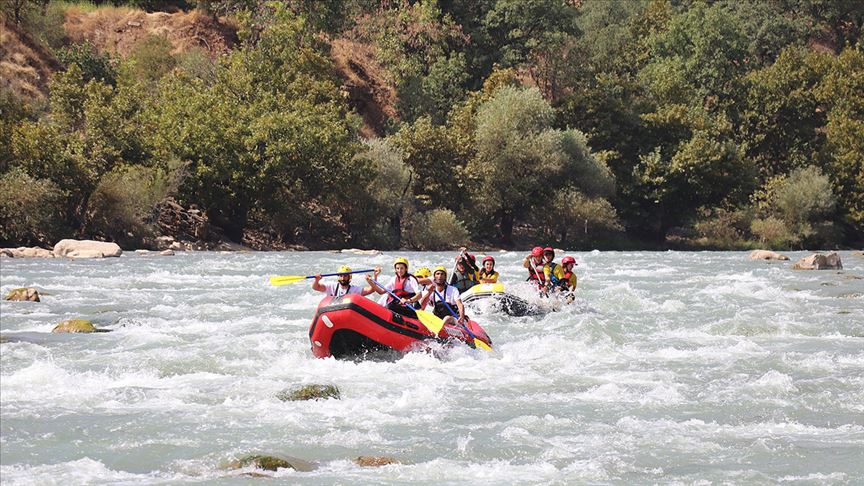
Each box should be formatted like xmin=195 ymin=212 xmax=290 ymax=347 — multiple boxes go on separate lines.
xmin=312 ymin=269 xmax=374 ymax=279
xmin=370 ymin=278 xmax=416 ymax=308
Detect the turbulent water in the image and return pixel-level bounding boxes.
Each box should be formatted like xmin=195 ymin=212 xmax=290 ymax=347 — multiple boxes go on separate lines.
xmin=1 ymin=250 xmax=863 ymax=485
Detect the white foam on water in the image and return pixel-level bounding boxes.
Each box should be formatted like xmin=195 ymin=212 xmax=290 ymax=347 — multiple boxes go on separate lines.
xmin=2 ymin=251 xmax=864 ymax=484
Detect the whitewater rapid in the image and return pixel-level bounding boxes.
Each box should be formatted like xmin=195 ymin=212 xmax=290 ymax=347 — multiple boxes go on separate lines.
xmin=1 ymin=251 xmax=863 ymax=484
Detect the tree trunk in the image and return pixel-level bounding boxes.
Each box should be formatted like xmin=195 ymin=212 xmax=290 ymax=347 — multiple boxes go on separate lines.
xmin=500 ymin=211 xmax=514 ymax=245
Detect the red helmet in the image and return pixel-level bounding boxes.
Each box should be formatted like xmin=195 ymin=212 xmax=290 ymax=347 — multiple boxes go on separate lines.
xmin=543 ymin=247 xmax=555 ymax=255
xmin=562 ymin=256 xmax=576 ymax=266
xmin=465 ymin=252 xmax=476 ymax=263
xmin=454 ymin=255 xmax=463 ymax=262
xmin=531 ymin=247 xmax=543 ymax=257
xmin=482 ymin=256 xmax=495 ymax=264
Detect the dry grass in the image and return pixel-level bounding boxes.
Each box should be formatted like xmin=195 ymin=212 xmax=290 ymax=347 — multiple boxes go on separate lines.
xmin=0 ymin=15 xmax=61 ymax=100
xmin=64 ymin=8 xmax=238 ymax=57
xmin=330 ymin=38 xmax=397 ymax=138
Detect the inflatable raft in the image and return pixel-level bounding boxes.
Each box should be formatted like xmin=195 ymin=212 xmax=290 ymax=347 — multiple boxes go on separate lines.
xmin=309 ymin=294 xmax=493 ymax=359
xmin=460 ymin=283 xmax=543 ymax=317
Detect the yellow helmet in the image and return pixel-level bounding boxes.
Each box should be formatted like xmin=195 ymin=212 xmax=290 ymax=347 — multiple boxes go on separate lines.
xmin=337 ymin=265 xmax=352 ymax=274
xmin=415 ymin=267 xmax=431 ymax=278
xmin=393 ymin=257 xmax=409 ymax=268
xmin=433 ymin=266 xmax=447 ymax=275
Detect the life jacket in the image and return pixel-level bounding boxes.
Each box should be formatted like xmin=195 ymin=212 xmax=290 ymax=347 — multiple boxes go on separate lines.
xmin=478 ymin=269 xmax=498 ymax=282
xmin=451 ymin=271 xmax=477 ymax=292
xmin=556 ymin=270 xmax=574 ymax=291
xmin=527 ymin=260 xmax=545 ymax=283
xmin=331 ymin=284 xmax=352 ymax=297
xmin=430 ymin=285 xmax=455 ymax=318
xmin=391 ymin=273 xmax=417 ymax=302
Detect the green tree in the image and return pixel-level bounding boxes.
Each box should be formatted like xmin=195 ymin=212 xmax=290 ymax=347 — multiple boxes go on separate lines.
xmin=0 ymin=168 xmax=68 ymax=246
xmin=815 ymin=47 xmax=864 ymax=233
xmin=468 ymin=86 xmax=614 ymax=243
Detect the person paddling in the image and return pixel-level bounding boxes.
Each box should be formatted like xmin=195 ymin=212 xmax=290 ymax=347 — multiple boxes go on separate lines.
xmin=523 ymin=246 xmax=546 ymax=287
xmin=478 ymin=256 xmax=499 ymax=283
xmin=555 ymin=256 xmax=578 ymax=293
xmin=366 ymin=257 xmax=422 ymax=316
xmin=541 ymin=247 xmax=563 ymax=292
xmin=450 ymin=254 xmax=478 ymax=292
xmin=420 ymin=266 xmax=467 ymax=326
xmin=312 ymin=265 xmax=379 ymax=297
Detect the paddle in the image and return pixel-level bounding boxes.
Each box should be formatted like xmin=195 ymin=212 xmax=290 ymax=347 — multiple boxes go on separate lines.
xmin=432 ymin=288 xmax=493 ymax=352
xmin=269 ymin=269 xmax=374 ymax=286
xmin=369 ymin=278 xmax=444 ymax=335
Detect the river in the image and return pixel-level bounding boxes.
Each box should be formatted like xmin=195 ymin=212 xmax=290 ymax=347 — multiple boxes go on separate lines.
xmin=1 ymin=251 xmax=863 ymax=484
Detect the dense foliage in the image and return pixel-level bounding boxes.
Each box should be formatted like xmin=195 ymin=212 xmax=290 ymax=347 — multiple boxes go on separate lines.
xmin=1 ymin=0 xmax=862 ymax=250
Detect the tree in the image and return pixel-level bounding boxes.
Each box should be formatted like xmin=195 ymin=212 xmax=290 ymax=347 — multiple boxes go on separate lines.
xmin=468 ymin=86 xmax=614 ymax=243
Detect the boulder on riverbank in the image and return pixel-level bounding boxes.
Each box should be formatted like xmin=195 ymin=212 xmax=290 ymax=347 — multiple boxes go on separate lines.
xmin=227 ymin=454 xmax=315 ymax=472
xmin=4 ymin=288 xmax=40 ymax=302
xmin=354 ymin=456 xmax=401 ymax=467
xmin=276 ymin=384 xmax=341 ymax=401
xmin=341 ymin=248 xmax=381 ymax=256
xmin=0 ymin=247 xmax=55 ymax=258
xmin=53 ymin=239 xmax=121 ymax=258
xmin=792 ymin=252 xmax=843 ymax=270
xmin=52 ymin=319 xmax=98 ymax=333
xmin=749 ymin=249 xmax=789 ymax=261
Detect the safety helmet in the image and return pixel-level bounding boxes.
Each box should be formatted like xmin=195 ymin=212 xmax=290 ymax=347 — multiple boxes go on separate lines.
xmin=393 ymin=257 xmax=409 ymax=267
xmin=465 ymin=253 xmax=476 ymax=263
xmin=415 ymin=267 xmax=431 ymax=278
xmin=433 ymin=266 xmax=447 ymax=275
xmin=543 ymin=247 xmax=555 ymax=255
xmin=337 ymin=265 xmax=352 ymax=274
xmin=531 ymin=246 xmax=543 ymax=257
xmin=561 ymin=256 xmax=576 ymax=266
xmin=482 ymin=256 xmax=495 ymax=264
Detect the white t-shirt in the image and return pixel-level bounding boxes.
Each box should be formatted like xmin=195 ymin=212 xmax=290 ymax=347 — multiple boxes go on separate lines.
xmin=423 ymin=285 xmax=461 ymax=312
xmin=376 ymin=275 xmax=421 ymax=305
xmin=323 ymin=282 xmax=364 ymax=297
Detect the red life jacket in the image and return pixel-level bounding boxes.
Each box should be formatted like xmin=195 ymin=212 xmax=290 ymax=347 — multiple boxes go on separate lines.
xmin=391 ymin=274 xmax=417 ymax=302
xmin=527 ymin=260 xmax=546 ymax=283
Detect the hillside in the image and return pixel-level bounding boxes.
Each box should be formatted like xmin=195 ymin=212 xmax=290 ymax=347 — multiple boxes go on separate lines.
xmin=0 ymin=15 xmax=61 ymax=100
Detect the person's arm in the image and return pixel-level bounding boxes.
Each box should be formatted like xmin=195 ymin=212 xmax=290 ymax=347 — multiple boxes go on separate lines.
xmin=365 ymin=274 xmax=386 ymax=295
xmin=406 ymin=279 xmax=423 ymax=303
xmin=456 ymin=298 xmax=466 ymax=323
xmin=311 ymin=274 xmax=326 ymax=293
xmin=419 ymin=286 xmax=433 ymax=309
xmin=522 ymin=256 xmax=531 ymax=269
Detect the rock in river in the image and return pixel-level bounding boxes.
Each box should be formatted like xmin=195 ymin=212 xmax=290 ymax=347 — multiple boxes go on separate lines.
xmin=52 ymin=319 xmax=98 ymax=333
xmin=792 ymin=252 xmax=843 ymax=270
xmin=5 ymin=288 xmax=41 ymax=302
xmin=276 ymin=384 xmax=341 ymax=401
xmin=53 ymin=239 xmax=122 ymax=259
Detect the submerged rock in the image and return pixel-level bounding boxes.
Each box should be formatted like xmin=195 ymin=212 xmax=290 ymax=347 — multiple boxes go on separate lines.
xmin=792 ymin=252 xmax=843 ymax=270
xmin=354 ymin=456 xmax=400 ymax=467
xmin=227 ymin=454 xmax=315 ymax=472
xmin=276 ymin=384 xmax=340 ymax=401
xmin=4 ymin=288 xmax=40 ymax=302
xmin=160 ymin=249 xmax=175 ymax=256
xmin=749 ymin=249 xmax=789 ymax=261
xmin=52 ymin=319 xmax=98 ymax=333
xmin=53 ymin=239 xmax=122 ymax=258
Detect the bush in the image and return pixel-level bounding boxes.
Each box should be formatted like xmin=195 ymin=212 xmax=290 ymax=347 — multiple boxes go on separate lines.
xmin=694 ymin=207 xmax=751 ymax=246
xmin=773 ymin=165 xmax=836 ymax=227
xmin=407 ymin=209 xmax=469 ymax=250
xmin=55 ymin=42 xmax=117 ymax=85
xmin=120 ymin=34 xmax=176 ymax=84
xmin=85 ymin=162 xmax=182 ymax=246
xmin=750 ymin=217 xmax=796 ymax=248
xmin=0 ymin=168 xmax=68 ymax=246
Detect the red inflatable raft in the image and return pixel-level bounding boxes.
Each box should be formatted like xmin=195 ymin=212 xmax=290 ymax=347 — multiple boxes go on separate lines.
xmin=309 ymin=294 xmax=492 ymax=359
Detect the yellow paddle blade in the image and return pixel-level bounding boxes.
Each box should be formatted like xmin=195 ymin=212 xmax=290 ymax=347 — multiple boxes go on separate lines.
xmin=473 ymin=338 xmax=493 ymax=352
xmin=269 ymin=275 xmax=306 ymax=286
xmin=415 ymin=309 xmax=444 ymax=335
